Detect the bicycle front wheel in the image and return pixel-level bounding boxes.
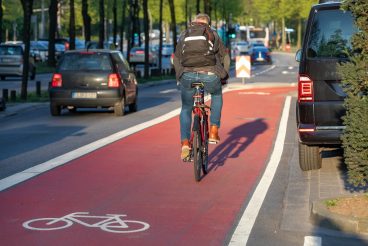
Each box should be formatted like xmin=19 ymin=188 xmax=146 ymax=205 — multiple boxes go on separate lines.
xmin=202 ymin=117 xmax=209 ymax=174
xmin=193 ymin=129 xmax=202 ymax=182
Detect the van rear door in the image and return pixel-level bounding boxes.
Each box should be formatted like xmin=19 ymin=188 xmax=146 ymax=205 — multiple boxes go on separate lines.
xmin=303 ymin=6 xmax=357 ymax=128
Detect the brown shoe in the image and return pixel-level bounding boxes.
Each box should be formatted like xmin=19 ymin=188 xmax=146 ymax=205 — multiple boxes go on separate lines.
xmin=181 ymin=139 xmax=190 ymax=160
xmin=209 ymin=125 xmax=220 ymax=144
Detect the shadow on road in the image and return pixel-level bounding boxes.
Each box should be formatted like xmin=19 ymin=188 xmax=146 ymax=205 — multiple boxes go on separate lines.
xmin=208 ymin=118 xmax=268 ymax=172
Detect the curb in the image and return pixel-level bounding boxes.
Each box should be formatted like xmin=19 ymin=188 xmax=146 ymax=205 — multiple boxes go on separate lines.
xmin=311 ymin=199 xmax=368 ymax=235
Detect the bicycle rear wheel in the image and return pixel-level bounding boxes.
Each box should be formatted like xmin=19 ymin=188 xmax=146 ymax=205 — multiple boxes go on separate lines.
xmin=193 ymin=130 xmax=202 ymax=182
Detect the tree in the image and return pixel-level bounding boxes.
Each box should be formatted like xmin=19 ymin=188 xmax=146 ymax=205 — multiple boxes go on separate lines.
xmin=20 ymin=0 xmax=33 ymax=101
xmin=0 ymin=0 xmax=3 ymax=43
xmin=339 ymin=0 xmax=368 ymax=186
xmin=69 ymin=0 xmax=75 ymax=50
xmin=98 ymin=0 xmax=105 ymax=49
xmin=48 ymin=0 xmax=57 ymax=67
xmin=81 ymin=0 xmax=91 ymax=44
xmin=168 ymin=0 xmax=177 ymax=49
xmin=158 ymin=0 xmax=163 ymax=72
xmin=143 ymin=0 xmax=149 ymax=78
xmin=120 ymin=0 xmax=126 ymax=53
xmin=113 ymin=0 xmax=117 ymax=46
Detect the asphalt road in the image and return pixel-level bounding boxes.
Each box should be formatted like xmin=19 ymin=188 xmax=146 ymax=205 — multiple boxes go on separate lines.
xmin=3 ymin=52 xmax=364 ymax=245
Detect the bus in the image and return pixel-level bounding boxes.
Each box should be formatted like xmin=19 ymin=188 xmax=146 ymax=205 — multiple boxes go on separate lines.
xmin=238 ymin=26 xmax=269 ymax=47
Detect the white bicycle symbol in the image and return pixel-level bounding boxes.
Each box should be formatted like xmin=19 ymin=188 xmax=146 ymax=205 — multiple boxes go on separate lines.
xmin=23 ymin=212 xmax=150 ymax=233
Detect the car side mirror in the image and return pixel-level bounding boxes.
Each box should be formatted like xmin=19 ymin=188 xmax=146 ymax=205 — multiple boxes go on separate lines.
xmin=295 ymin=49 xmax=302 ymax=62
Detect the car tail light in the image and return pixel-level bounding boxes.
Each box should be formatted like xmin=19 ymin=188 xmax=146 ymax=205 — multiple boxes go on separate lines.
xmin=136 ymin=50 xmax=144 ymax=54
xmin=65 ymin=42 xmax=70 ymax=50
xmin=108 ymin=73 xmax=120 ymax=88
xmin=298 ymin=75 xmax=314 ymax=102
xmin=51 ymin=73 xmax=62 ymax=87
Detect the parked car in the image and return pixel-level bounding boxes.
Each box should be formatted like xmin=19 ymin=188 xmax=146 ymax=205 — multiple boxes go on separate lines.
xmin=30 ymin=41 xmax=48 ymax=62
xmin=129 ymin=47 xmax=158 ymax=66
xmin=161 ymin=43 xmax=174 ymax=57
xmin=249 ymin=46 xmax=272 ymax=64
xmin=37 ymin=40 xmax=65 ymax=60
xmin=49 ymin=50 xmax=138 ymax=116
xmin=0 ymin=43 xmax=36 ymax=80
xmin=295 ymin=0 xmax=357 ymax=170
xmin=231 ymin=41 xmax=250 ymax=60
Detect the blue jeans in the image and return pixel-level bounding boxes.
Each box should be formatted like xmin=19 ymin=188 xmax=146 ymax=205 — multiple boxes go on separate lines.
xmin=179 ymin=72 xmax=222 ymax=141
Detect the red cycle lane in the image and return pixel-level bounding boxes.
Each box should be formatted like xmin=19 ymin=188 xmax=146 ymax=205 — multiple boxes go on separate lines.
xmin=0 ymin=86 xmax=295 ymax=246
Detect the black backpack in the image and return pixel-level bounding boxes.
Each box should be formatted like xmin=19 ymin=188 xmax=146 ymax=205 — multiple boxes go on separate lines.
xmin=180 ymin=23 xmax=216 ymax=67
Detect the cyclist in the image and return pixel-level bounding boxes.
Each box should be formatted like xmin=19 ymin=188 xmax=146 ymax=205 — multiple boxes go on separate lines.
xmin=173 ymin=13 xmax=230 ymax=160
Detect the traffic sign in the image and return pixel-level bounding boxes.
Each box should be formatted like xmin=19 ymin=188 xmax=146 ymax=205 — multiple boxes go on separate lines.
xmin=236 ymin=56 xmax=251 ymax=82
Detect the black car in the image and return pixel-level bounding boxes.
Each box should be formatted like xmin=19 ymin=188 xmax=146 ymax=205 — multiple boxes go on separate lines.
xmin=295 ymin=0 xmax=357 ymax=170
xmin=49 ymin=50 xmax=138 ymax=116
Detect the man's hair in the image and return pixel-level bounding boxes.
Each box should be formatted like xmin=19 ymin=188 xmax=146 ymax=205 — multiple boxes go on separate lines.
xmin=195 ymin=13 xmax=210 ymax=24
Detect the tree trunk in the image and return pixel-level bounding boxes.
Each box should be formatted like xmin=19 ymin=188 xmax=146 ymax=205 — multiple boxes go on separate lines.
xmin=82 ymin=0 xmax=91 ymax=44
xmin=168 ymin=0 xmax=177 ymax=50
xmin=20 ymin=0 xmax=34 ymax=101
xmin=69 ymin=0 xmax=75 ymax=50
xmin=203 ymin=0 xmax=210 ymax=15
xmin=127 ymin=0 xmax=133 ymax=62
xmin=196 ymin=0 xmax=200 ymax=14
xmin=158 ymin=0 xmax=163 ymax=72
xmin=143 ymin=0 xmax=149 ymax=78
xmin=98 ymin=0 xmax=105 ymax=49
xmin=48 ymin=0 xmax=57 ymax=66
xmin=120 ymin=0 xmax=126 ymax=53
xmin=185 ymin=0 xmax=188 ymax=29
xmin=135 ymin=0 xmax=141 ymax=47
xmin=297 ymin=18 xmax=302 ymax=50
xmin=282 ymin=17 xmax=286 ymax=51
xmin=113 ymin=0 xmax=117 ymax=46
xmin=0 ymin=0 xmax=3 ymax=43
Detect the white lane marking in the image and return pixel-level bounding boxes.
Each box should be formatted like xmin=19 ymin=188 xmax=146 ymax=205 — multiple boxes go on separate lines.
xmin=251 ymin=65 xmax=276 ymax=77
xmin=228 ymin=96 xmax=291 ymax=246
xmin=304 ymin=236 xmax=322 ymax=246
xmin=238 ymin=92 xmax=271 ymax=95
xmin=282 ymin=71 xmax=289 ymax=74
xmin=0 ymin=108 xmax=180 ymax=191
xmin=0 ymin=86 xmax=234 ymax=191
xmin=288 ymin=66 xmax=294 ymax=70
xmin=159 ymin=89 xmax=177 ymax=94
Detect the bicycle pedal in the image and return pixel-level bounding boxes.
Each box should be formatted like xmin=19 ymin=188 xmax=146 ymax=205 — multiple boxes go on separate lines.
xmin=182 ymin=156 xmax=193 ymax=162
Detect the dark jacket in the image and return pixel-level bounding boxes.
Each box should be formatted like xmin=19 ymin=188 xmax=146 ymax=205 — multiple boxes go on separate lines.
xmin=173 ymin=28 xmax=230 ymax=81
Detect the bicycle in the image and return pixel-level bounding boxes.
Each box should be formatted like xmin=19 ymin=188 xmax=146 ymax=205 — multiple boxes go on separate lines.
xmin=22 ymin=212 xmax=150 ymax=234
xmin=183 ymin=82 xmax=210 ymax=182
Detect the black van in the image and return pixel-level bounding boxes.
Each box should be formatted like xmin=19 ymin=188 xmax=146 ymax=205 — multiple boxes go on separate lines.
xmin=295 ymin=0 xmax=357 ymax=170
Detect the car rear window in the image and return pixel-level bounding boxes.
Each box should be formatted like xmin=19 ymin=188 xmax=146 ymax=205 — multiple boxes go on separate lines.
xmin=0 ymin=46 xmax=23 ymax=55
xmin=59 ymin=53 xmax=112 ymax=71
xmin=307 ymin=9 xmax=357 ymax=58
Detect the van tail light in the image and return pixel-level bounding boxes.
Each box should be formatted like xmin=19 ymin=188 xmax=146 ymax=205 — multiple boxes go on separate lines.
xmin=51 ymin=73 xmax=62 ymax=87
xmin=108 ymin=73 xmax=120 ymax=88
xmin=298 ymin=75 xmax=314 ymax=102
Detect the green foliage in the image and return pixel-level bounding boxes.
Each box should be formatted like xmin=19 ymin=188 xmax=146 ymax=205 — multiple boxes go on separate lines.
xmin=339 ymin=0 xmax=368 ymax=187
xmin=324 ymin=199 xmax=339 ymax=208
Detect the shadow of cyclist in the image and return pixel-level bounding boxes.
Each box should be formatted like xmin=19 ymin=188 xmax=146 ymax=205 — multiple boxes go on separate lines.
xmin=207 ymin=118 xmax=268 ymax=172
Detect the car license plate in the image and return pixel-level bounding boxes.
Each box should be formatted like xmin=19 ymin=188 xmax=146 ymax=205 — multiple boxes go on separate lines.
xmin=72 ymin=92 xmax=97 ymax=99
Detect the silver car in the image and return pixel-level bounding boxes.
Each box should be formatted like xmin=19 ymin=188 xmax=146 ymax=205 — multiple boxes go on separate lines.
xmin=0 ymin=43 xmax=36 ymax=80
xmin=129 ymin=47 xmax=158 ymax=66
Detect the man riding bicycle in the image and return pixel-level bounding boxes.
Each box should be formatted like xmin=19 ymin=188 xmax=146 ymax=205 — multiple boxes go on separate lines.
xmin=173 ymin=13 xmax=230 ymax=160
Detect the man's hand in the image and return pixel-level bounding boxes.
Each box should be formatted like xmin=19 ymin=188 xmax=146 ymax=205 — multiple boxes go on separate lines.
xmin=221 ymin=79 xmax=228 ymax=86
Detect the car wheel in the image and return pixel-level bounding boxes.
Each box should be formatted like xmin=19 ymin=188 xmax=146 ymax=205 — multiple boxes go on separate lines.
xmin=129 ymin=98 xmax=138 ymax=112
xmin=298 ymin=142 xmax=322 ymax=171
xmin=1 ymin=76 xmax=5 ymax=80
xmin=114 ymin=97 xmax=125 ymax=116
xmin=50 ymin=103 xmax=61 ymax=116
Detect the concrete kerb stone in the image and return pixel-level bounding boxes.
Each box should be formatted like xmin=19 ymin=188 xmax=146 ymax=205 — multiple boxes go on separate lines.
xmin=312 ymin=199 xmax=368 ymax=235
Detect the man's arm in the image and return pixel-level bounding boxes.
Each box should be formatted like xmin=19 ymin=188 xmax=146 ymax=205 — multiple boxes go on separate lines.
xmin=173 ymin=32 xmax=185 ymax=81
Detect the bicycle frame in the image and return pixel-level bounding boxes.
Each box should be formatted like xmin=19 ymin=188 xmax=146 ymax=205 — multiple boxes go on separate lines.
xmin=190 ymin=83 xmax=209 ymax=147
